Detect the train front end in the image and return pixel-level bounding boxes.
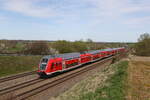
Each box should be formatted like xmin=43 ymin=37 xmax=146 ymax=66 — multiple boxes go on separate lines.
xmin=37 ymin=57 xmax=49 ymax=77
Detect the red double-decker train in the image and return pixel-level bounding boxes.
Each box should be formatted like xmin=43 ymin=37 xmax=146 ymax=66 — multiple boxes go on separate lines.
xmin=37 ymin=47 xmax=125 ymax=77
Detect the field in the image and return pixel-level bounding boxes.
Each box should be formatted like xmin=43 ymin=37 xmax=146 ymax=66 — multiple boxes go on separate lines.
xmin=0 ymin=56 xmax=42 ymax=77
xmin=127 ymin=56 xmax=150 ymax=100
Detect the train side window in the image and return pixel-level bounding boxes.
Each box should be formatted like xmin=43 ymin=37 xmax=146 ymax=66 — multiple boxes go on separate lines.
xmin=55 ymin=62 xmax=61 ymax=67
xmin=56 ymin=62 xmax=58 ymax=66
xmin=59 ymin=62 xmax=62 ymax=66
xmin=51 ymin=63 xmax=54 ymax=69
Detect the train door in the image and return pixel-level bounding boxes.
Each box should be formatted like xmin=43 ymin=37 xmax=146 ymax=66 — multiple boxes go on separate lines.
xmin=62 ymin=60 xmax=66 ymax=70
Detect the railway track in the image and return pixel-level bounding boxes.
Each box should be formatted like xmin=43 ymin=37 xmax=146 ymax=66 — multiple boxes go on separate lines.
xmin=0 ymin=78 xmax=44 ymax=95
xmin=14 ymin=56 xmax=114 ymax=100
xmin=0 ymin=71 xmax=36 ymax=83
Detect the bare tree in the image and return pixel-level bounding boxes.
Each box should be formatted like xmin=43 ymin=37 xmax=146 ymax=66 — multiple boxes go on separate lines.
xmin=135 ymin=33 xmax=150 ymax=56
xmin=24 ymin=41 xmax=50 ymax=55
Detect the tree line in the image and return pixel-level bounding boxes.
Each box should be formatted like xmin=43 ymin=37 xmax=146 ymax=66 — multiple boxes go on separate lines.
xmin=0 ymin=39 xmax=127 ymax=55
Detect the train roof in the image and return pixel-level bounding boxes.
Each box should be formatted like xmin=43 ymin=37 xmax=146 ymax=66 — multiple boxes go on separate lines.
xmin=42 ymin=52 xmax=80 ymax=60
xmin=42 ymin=47 xmax=125 ymax=60
xmin=100 ymin=47 xmax=125 ymax=51
xmin=87 ymin=50 xmax=101 ymax=54
xmin=57 ymin=52 xmax=80 ymax=60
xmin=100 ymin=48 xmax=113 ymax=52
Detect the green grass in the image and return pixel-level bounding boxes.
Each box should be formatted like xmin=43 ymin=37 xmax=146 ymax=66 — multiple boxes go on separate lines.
xmin=79 ymin=61 xmax=128 ymax=100
xmin=0 ymin=56 xmax=42 ymax=77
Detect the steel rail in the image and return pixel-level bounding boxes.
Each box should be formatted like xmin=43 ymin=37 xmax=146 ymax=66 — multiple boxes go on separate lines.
xmin=0 ymin=78 xmax=44 ymax=95
xmin=0 ymin=71 xmax=36 ymax=83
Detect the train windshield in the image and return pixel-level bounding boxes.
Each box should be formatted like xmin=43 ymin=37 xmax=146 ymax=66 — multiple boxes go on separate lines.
xmin=40 ymin=58 xmax=48 ymax=70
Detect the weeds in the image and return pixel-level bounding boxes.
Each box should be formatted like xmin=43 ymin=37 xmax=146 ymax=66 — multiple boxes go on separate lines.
xmin=79 ymin=61 xmax=128 ymax=100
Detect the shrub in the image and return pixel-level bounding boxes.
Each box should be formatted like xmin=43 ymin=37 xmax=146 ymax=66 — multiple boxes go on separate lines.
xmin=24 ymin=41 xmax=50 ymax=55
xmin=134 ymin=33 xmax=150 ymax=56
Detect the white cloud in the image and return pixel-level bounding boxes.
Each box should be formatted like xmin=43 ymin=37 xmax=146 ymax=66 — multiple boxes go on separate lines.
xmin=1 ymin=0 xmax=57 ymax=18
xmin=0 ymin=0 xmax=150 ymax=26
xmin=80 ymin=0 xmax=150 ymax=27
xmin=86 ymin=0 xmax=150 ymax=15
xmin=123 ymin=16 xmax=150 ymax=25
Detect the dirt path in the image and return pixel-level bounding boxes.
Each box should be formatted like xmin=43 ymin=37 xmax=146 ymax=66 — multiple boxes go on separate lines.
xmin=127 ymin=56 xmax=150 ymax=100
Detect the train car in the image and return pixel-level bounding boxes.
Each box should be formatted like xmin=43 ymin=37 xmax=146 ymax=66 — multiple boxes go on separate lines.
xmin=100 ymin=48 xmax=113 ymax=57
xmin=37 ymin=52 xmax=81 ymax=76
xmin=87 ymin=50 xmax=101 ymax=62
xmin=117 ymin=47 xmax=125 ymax=54
xmin=80 ymin=52 xmax=92 ymax=64
xmin=112 ymin=48 xmax=119 ymax=55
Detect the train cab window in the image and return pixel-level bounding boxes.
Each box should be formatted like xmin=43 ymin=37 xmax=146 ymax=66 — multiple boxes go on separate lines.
xmin=41 ymin=58 xmax=48 ymax=63
xmin=40 ymin=58 xmax=48 ymax=70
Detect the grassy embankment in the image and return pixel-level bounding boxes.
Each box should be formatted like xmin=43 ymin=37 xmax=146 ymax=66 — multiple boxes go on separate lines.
xmin=79 ymin=61 xmax=128 ymax=100
xmin=0 ymin=56 xmax=42 ymax=77
xmin=52 ymin=60 xmax=128 ymax=100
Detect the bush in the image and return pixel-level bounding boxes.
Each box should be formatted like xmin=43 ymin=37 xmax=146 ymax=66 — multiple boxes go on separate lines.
xmin=24 ymin=41 xmax=50 ymax=55
xmin=52 ymin=40 xmax=75 ymax=53
xmin=134 ymin=33 xmax=150 ymax=56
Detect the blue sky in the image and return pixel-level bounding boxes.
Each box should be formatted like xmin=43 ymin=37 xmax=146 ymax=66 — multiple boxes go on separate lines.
xmin=0 ymin=0 xmax=150 ymax=42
